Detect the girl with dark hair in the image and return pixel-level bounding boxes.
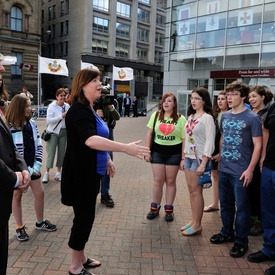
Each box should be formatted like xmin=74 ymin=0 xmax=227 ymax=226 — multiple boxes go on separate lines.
xmin=181 ymin=87 xmax=215 ymax=236
xmin=204 ymin=91 xmax=229 ymax=212
xmin=145 ymin=93 xmax=186 ymax=222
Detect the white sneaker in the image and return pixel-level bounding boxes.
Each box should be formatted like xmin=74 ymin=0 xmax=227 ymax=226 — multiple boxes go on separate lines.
xmin=42 ymin=172 xmax=49 ymax=183
xmin=54 ymin=172 xmax=61 ymax=181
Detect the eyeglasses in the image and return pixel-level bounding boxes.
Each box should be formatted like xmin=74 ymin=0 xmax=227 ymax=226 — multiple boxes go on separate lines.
xmin=225 ymin=92 xmax=240 ymax=97
xmin=190 ymin=97 xmax=203 ymax=101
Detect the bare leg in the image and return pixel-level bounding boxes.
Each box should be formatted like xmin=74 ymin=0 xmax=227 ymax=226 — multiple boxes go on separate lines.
xmin=204 ymin=169 xmax=219 ymax=211
xmin=12 ymin=190 xmax=23 ymax=226
xmin=30 ymin=178 xmax=45 ymax=222
xmin=185 ymin=170 xmax=203 ymax=231
xmin=164 ymin=165 xmax=179 ymax=205
xmin=70 ymin=249 xmax=85 ymax=274
xmin=151 ymin=163 xmax=166 ymax=204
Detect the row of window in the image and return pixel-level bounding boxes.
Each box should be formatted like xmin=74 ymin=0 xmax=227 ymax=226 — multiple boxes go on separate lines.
xmin=93 ymin=0 xmax=165 ymax=25
xmin=91 ymin=39 xmax=163 ymax=64
xmin=93 ymin=17 xmax=164 ymax=46
xmin=42 ymin=21 xmax=69 ymax=40
xmin=42 ymin=1 xmax=69 ymax=22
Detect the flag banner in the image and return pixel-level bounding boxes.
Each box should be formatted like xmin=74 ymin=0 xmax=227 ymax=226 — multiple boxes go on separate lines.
xmin=238 ymin=9 xmax=253 ymax=26
xmin=0 ymin=54 xmax=17 ymax=65
xmin=113 ymin=66 xmax=134 ymax=81
xmin=206 ymin=14 xmax=219 ymax=31
xmin=38 ymin=55 xmax=68 ymax=76
xmin=80 ymin=61 xmax=99 ymax=70
xmin=20 ymin=63 xmax=34 ymax=71
xmin=207 ymin=1 xmax=220 ymax=14
xmin=240 ymin=0 xmax=252 ymax=8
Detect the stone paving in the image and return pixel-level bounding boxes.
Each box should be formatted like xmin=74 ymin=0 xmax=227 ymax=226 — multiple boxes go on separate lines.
xmin=6 ymin=116 xmax=273 ymax=275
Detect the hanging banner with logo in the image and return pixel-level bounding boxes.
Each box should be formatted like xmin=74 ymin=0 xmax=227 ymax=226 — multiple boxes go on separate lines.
xmin=38 ymin=55 xmax=68 ymax=76
xmin=113 ymin=66 xmax=134 ymax=81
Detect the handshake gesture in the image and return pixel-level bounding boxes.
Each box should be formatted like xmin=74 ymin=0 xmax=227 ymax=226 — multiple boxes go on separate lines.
xmin=16 ymin=170 xmax=31 ymax=193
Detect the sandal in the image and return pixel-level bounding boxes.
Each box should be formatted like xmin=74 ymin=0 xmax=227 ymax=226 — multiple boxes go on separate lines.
xmin=83 ymin=258 xmax=101 ymax=269
xmin=69 ymin=268 xmax=93 ymax=275
xmin=54 ymin=172 xmax=61 ymax=181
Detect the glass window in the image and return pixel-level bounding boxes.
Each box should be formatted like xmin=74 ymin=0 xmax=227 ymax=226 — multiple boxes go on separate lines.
xmin=264 ymin=3 xmax=275 ymax=23
xmin=65 ymin=20 xmax=68 ymax=35
xmin=92 ymin=39 xmax=108 ymax=54
xmin=117 ymin=2 xmax=131 ymax=18
xmin=137 ymin=28 xmax=149 ymax=42
xmin=197 ymin=13 xmax=226 ymax=33
xmin=93 ymin=0 xmax=109 ymax=12
xmin=197 ymin=1 xmax=227 ymax=17
xmin=155 ymin=51 xmax=163 ymax=64
xmin=196 ymin=29 xmax=225 ymax=48
xmin=155 ymin=33 xmax=164 ymax=46
xmin=137 ymin=48 xmax=148 ymax=61
xmin=116 ymin=23 xmax=130 ymax=38
xmin=53 ymin=5 xmax=56 ymax=18
xmin=171 ymin=3 xmax=198 ymax=21
xmin=177 ymin=33 xmax=195 ymax=51
xmin=139 ymin=0 xmax=150 ymax=4
xmin=52 ymin=24 xmax=56 ymax=38
xmin=156 ymin=14 xmax=165 ymax=27
xmin=11 ymin=52 xmax=22 ymax=78
xmin=188 ymin=79 xmax=208 ymax=90
xmin=213 ymin=79 xmax=237 ymax=90
xmin=60 ymin=22 xmax=64 ymax=36
xmin=261 ymin=48 xmax=275 ymax=67
xmin=93 ymin=17 xmax=109 ymax=33
xmin=115 ymin=43 xmax=129 ymax=58
xmin=48 ymin=6 xmax=52 ymax=20
xmin=11 ymin=6 xmax=22 ymax=31
xmin=61 ymin=1 xmax=65 ymax=15
xmin=157 ymin=0 xmax=167 ymax=9
xmin=138 ymin=8 xmax=150 ymax=23
xmin=42 ymin=10 xmax=44 ymax=23
xmin=228 ymin=0 xmax=264 ymax=10
xmin=262 ymin=22 xmax=275 ymax=42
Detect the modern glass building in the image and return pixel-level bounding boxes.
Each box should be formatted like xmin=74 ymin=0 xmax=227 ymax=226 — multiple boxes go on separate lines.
xmin=163 ymin=0 xmax=275 ymax=116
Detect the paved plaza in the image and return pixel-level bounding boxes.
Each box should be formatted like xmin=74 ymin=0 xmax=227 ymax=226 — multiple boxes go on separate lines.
xmin=6 ymin=115 xmax=272 ymax=274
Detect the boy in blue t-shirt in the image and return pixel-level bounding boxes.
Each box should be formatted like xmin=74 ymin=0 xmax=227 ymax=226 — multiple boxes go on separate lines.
xmin=210 ymin=81 xmax=262 ymax=258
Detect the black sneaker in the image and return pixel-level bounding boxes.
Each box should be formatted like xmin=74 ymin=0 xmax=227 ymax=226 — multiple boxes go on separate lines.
xmin=165 ymin=212 xmax=174 ymax=222
xmin=16 ymin=225 xmax=29 ymax=241
xmin=230 ymin=243 xmax=248 ymax=258
xmin=101 ymin=194 xmax=115 ymax=207
xmin=210 ymin=233 xmax=235 ymax=244
xmin=35 ymin=220 xmax=57 ymax=232
xmin=147 ymin=202 xmax=161 ymax=220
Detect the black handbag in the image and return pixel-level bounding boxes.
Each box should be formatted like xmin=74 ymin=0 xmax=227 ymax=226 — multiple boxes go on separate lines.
xmin=41 ymin=120 xmax=62 ymax=142
xmin=41 ymin=130 xmax=52 ymax=141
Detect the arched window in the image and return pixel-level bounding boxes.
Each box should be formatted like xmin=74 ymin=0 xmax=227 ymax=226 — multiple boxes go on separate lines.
xmin=11 ymin=6 xmax=23 ymax=31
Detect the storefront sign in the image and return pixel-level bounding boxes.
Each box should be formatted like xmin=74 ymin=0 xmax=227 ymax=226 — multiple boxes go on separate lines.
xmin=210 ymin=69 xmax=275 ymax=78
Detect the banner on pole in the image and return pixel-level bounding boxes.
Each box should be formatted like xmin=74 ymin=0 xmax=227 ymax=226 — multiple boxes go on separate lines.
xmin=80 ymin=61 xmax=99 ymax=70
xmin=113 ymin=66 xmax=134 ymax=81
xmin=0 ymin=54 xmax=17 ymax=65
xmin=38 ymin=55 xmax=68 ymax=76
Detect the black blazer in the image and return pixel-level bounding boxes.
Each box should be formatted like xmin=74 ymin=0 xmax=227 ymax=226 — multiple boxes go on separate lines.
xmin=0 ymin=117 xmax=27 ymax=226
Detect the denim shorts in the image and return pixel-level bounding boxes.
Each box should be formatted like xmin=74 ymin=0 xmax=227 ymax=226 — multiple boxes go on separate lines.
xmin=151 ymin=151 xmax=181 ymax=166
xmin=184 ymin=157 xmax=200 ymax=172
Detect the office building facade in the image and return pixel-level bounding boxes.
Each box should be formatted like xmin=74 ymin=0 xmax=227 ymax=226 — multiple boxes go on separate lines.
xmin=163 ymin=0 xmax=275 ymax=116
xmin=0 ymin=0 xmax=40 ymax=98
xmin=41 ymin=0 xmax=166 ymax=108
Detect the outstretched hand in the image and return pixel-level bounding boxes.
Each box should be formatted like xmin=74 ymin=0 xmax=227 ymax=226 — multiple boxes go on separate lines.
xmin=125 ymin=140 xmax=150 ymax=159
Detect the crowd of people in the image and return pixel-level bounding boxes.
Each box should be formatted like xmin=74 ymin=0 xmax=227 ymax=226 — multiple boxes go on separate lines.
xmin=1 ymin=59 xmax=275 ymax=275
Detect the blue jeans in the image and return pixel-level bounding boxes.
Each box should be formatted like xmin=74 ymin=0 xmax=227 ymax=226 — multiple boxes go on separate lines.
xmin=219 ymin=171 xmax=251 ymax=246
xmin=261 ymin=166 xmax=275 ymax=257
xmin=101 ymin=128 xmax=114 ymax=196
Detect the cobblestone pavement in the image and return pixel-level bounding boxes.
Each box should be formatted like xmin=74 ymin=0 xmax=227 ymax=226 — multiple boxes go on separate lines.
xmin=7 ymin=116 xmax=271 ymax=275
